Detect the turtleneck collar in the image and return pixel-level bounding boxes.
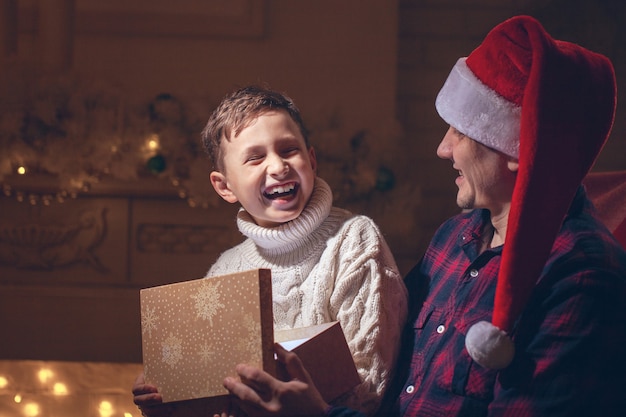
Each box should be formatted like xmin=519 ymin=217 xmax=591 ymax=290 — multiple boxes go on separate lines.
xmin=236 ymin=177 xmax=333 ymax=252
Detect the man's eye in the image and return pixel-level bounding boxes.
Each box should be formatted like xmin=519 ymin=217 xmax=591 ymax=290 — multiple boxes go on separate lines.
xmin=452 ymin=128 xmax=467 ymax=138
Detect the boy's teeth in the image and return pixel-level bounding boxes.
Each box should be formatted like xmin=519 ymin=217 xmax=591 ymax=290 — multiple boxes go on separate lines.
xmin=269 ymin=184 xmax=294 ymax=194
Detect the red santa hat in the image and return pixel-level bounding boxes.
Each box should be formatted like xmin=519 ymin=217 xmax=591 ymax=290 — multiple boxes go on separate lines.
xmin=435 ymin=15 xmax=617 ymax=369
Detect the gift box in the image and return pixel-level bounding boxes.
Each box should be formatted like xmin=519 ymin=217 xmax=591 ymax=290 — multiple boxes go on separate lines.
xmin=140 ymin=269 xmax=360 ymax=416
xmin=140 ymin=268 xmax=274 ymax=411
xmin=275 ymin=321 xmax=361 ymax=403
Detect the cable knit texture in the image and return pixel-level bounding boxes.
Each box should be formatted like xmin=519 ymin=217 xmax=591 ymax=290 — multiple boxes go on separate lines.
xmin=207 ymin=178 xmax=408 ymax=416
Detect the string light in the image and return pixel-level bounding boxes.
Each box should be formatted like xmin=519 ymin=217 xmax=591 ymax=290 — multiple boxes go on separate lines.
xmin=147 ymin=135 xmax=160 ymax=152
xmin=37 ymin=368 xmax=53 ymax=383
xmin=98 ymin=400 xmax=114 ymax=417
xmin=23 ymin=402 xmax=40 ymax=417
xmin=0 ymin=361 xmax=142 ymax=416
xmin=52 ymin=382 xmax=68 ymax=395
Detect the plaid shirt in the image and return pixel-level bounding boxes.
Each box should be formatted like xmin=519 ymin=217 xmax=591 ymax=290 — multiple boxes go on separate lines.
xmin=385 ymin=187 xmax=626 ymax=417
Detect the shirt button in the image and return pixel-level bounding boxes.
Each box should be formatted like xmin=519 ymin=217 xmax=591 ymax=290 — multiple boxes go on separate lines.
xmin=470 ymin=269 xmax=479 ymax=278
xmin=436 ymin=325 xmax=445 ymax=334
xmin=406 ymin=385 xmax=415 ymax=394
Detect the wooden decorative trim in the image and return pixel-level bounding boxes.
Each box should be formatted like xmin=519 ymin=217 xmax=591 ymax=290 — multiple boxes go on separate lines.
xmin=19 ymin=0 xmax=267 ymax=39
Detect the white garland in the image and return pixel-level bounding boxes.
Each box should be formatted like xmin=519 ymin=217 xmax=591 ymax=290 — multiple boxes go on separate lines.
xmin=0 ymin=74 xmax=219 ymax=208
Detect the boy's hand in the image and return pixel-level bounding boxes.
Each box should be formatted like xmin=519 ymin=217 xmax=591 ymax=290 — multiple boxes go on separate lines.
xmin=132 ymin=372 xmax=174 ymax=417
xmin=223 ymin=343 xmax=329 ymax=416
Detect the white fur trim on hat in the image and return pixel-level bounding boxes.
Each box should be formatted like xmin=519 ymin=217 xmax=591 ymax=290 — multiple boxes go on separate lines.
xmin=465 ymin=320 xmax=515 ymax=370
xmin=435 ymin=58 xmax=521 ymax=159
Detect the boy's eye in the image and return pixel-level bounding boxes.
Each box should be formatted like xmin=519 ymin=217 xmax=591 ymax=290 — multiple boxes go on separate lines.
xmin=245 ymin=154 xmax=263 ymax=163
xmin=282 ymin=147 xmax=300 ymax=156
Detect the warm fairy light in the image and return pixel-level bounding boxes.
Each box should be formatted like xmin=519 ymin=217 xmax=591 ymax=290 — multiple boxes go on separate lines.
xmin=37 ymin=368 xmax=53 ymax=383
xmin=147 ymin=134 xmax=160 ymax=151
xmin=17 ymin=166 xmax=26 ymax=175
xmin=98 ymin=400 xmax=114 ymax=417
xmin=52 ymin=382 xmax=68 ymax=395
xmin=0 ymin=361 xmax=146 ymax=417
xmin=23 ymin=402 xmax=40 ymax=417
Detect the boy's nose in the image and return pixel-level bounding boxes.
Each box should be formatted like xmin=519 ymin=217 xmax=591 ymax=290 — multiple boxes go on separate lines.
xmin=267 ymin=154 xmax=289 ymax=176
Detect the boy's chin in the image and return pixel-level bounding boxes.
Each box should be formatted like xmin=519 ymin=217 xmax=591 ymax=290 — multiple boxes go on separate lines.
xmin=253 ymin=210 xmax=303 ymax=228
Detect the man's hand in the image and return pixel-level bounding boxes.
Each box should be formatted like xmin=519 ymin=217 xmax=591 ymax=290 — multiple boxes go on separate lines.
xmin=223 ymin=343 xmax=329 ymax=416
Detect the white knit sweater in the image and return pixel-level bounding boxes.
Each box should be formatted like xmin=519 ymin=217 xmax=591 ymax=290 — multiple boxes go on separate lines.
xmin=207 ymin=178 xmax=408 ymax=415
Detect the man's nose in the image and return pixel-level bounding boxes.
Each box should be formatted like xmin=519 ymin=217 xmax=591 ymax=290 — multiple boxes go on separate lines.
xmin=437 ymin=129 xmax=454 ymax=159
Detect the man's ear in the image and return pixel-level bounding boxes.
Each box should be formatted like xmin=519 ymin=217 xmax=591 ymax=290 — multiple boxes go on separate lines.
xmin=210 ymin=171 xmax=238 ymax=203
xmin=507 ymin=158 xmax=519 ymax=173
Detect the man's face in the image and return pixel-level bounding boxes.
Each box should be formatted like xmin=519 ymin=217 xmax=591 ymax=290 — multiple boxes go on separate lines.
xmin=436 ymin=126 xmax=518 ymax=215
xmin=210 ymin=110 xmax=317 ymax=228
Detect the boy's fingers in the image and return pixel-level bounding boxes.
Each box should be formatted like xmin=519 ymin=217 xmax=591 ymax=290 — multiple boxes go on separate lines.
xmin=133 ymin=392 xmax=163 ymax=406
xmin=132 ymin=383 xmax=160 ymax=396
xmin=132 ymin=372 xmax=161 ymax=400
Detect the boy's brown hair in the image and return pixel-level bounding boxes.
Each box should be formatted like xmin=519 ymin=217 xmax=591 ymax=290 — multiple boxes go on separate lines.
xmin=201 ymin=85 xmax=310 ymax=172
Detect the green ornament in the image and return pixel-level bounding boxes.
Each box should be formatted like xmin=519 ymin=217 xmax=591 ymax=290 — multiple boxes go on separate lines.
xmin=147 ymin=154 xmax=167 ymax=174
xmin=375 ymin=166 xmax=395 ymax=191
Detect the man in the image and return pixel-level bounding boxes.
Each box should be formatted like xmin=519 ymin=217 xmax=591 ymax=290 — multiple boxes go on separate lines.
xmin=218 ymin=15 xmax=626 ymax=417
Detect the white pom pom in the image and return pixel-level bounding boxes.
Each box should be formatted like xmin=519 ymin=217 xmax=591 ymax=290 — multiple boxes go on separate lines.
xmin=465 ymin=320 xmax=515 ymax=370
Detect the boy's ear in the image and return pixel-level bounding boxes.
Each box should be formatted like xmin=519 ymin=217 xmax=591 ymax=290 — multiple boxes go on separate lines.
xmin=210 ymin=171 xmax=239 ymax=203
xmin=308 ymin=146 xmax=317 ymax=173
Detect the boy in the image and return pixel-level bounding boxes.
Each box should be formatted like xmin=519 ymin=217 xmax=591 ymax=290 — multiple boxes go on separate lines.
xmin=133 ymin=86 xmax=408 ymax=416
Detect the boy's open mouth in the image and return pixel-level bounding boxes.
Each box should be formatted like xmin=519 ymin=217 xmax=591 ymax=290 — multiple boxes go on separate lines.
xmin=264 ymin=182 xmax=298 ymax=200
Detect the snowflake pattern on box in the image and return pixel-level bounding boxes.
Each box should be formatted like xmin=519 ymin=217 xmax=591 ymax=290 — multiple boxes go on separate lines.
xmin=237 ymin=313 xmax=263 ymax=365
xmin=139 ymin=269 xmax=273 ymax=403
xmin=191 ymin=279 xmax=225 ymax=325
xmin=141 ymin=305 xmax=158 ymax=337
xmin=162 ymin=332 xmax=184 ymax=367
